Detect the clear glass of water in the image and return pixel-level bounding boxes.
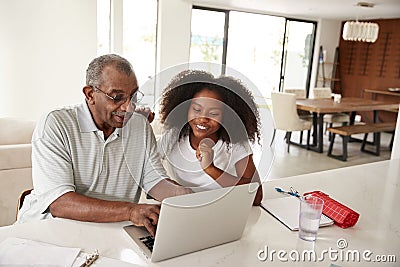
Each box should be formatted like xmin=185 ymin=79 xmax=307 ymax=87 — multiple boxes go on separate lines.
xmin=299 ymin=195 xmax=324 ymax=241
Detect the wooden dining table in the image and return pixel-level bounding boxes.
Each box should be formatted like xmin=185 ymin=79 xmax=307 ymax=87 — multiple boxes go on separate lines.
xmin=363 ymin=88 xmax=400 ymax=99
xmin=296 ymin=97 xmax=399 ymax=153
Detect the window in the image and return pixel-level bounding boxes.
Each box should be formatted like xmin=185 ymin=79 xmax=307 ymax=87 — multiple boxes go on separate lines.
xmin=97 ymin=0 xmax=158 ymax=105
xmin=189 ymin=8 xmax=226 ymax=66
xmin=189 ymin=7 xmax=316 ymax=98
xmin=226 ymin=11 xmax=285 ymax=96
xmin=97 ymin=0 xmax=111 ymax=55
xmin=123 ymin=0 xmax=157 ymax=105
xmin=281 ymin=20 xmax=316 ymax=92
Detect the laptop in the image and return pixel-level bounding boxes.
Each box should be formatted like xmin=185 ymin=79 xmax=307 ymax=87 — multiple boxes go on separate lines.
xmin=123 ymin=182 xmax=258 ymax=262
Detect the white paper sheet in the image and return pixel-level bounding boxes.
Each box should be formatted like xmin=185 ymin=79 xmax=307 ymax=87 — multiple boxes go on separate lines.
xmin=0 ymin=237 xmax=81 ymax=267
xmin=261 ymin=196 xmax=334 ymax=230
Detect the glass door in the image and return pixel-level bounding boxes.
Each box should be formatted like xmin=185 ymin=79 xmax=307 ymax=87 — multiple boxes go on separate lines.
xmin=280 ymin=19 xmax=316 ymax=95
xmin=189 ymin=8 xmax=317 ymax=98
xmin=226 ymin=11 xmax=285 ymax=98
xmin=190 ymin=8 xmax=226 ymax=66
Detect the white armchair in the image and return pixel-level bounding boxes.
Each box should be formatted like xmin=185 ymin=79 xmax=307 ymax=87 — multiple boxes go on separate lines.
xmin=270 ymin=92 xmax=312 ymax=152
xmin=0 ymin=117 xmax=35 ymax=226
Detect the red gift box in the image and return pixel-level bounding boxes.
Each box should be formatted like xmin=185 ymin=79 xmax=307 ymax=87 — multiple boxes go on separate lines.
xmin=304 ymin=191 xmax=360 ymax=228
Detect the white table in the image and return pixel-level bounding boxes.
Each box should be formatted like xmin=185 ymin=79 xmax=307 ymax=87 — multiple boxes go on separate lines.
xmin=1 ymin=159 xmax=399 ymax=266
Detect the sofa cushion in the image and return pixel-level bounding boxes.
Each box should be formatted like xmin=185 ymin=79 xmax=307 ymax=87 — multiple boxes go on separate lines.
xmin=0 ymin=144 xmax=32 ymax=170
xmin=0 ymin=167 xmax=33 ymax=226
xmin=0 ymin=118 xmax=36 ymax=145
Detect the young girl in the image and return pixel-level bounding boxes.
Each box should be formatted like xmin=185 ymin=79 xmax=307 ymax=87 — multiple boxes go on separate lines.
xmin=158 ymin=70 xmax=263 ymax=205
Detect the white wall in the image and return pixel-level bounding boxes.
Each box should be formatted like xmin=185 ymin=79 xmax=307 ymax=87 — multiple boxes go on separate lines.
xmin=318 ymin=19 xmax=341 ymax=64
xmin=0 ymin=0 xmax=341 ymax=120
xmin=0 ymin=0 xmax=97 ymax=120
xmin=157 ymin=0 xmax=192 ymax=72
xmin=310 ymin=19 xmax=342 ymax=89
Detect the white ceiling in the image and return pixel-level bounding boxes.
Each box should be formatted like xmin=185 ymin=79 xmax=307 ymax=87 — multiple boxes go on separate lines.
xmin=192 ymin=0 xmax=400 ymax=20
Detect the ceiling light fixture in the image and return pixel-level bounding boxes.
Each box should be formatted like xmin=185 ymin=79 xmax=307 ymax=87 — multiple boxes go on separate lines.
xmin=356 ymin=2 xmax=375 ymax=8
xmin=342 ymin=21 xmax=379 ymax=42
xmin=342 ymin=2 xmax=379 ymax=43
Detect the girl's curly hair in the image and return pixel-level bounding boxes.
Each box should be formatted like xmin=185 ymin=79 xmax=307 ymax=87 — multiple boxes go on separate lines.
xmin=159 ymin=69 xmax=261 ymax=144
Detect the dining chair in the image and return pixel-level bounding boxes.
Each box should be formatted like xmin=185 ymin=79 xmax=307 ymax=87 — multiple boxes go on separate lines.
xmin=283 ymin=88 xmax=306 ymax=99
xmin=270 ymin=92 xmax=312 ymax=152
xmin=309 ymin=87 xmax=332 ymax=99
xmin=283 ymin=88 xmax=312 ymax=118
xmin=16 ymin=188 xmax=32 ymax=220
xmin=310 ymin=87 xmax=350 ymax=133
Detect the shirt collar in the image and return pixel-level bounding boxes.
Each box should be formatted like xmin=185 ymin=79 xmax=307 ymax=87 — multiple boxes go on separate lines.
xmin=77 ymin=101 xmax=98 ymax=133
xmin=77 ymin=101 xmax=122 ymax=137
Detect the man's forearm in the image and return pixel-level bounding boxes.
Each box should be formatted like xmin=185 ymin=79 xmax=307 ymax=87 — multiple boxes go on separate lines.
xmin=49 ymin=191 xmax=133 ymax=222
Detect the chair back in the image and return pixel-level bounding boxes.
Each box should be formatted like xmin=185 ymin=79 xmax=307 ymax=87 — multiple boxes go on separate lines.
xmin=16 ymin=188 xmax=32 ymax=220
xmin=391 ymin=105 xmax=400 ymax=160
xmin=271 ymin=92 xmax=305 ymax=131
xmin=310 ymin=87 xmax=332 ymax=99
xmin=283 ymin=89 xmax=306 ymax=99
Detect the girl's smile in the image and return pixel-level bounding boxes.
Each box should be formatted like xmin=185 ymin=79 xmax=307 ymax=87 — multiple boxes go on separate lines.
xmin=195 ymin=124 xmax=208 ymax=131
xmin=188 ymin=88 xmax=223 ymax=148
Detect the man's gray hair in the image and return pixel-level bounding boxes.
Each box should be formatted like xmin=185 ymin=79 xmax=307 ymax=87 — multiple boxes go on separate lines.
xmin=86 ymin=54 xmax=134 ymax=86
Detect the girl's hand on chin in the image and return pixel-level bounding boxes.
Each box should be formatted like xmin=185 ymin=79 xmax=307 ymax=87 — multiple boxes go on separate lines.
xmin=196 ymin=138 xmax=215 ymax=170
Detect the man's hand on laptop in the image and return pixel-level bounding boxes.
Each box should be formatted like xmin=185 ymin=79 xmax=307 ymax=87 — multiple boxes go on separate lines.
xmin=129 ymin=204 xmax=160 ymax=237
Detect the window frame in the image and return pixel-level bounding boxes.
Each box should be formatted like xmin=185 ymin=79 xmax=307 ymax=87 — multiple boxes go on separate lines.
xmin=190 ymin=6 xmax=317 ymax=95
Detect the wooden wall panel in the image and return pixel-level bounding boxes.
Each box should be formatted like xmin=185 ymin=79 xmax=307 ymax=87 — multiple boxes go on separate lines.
xmin=339 ymin=18 xmax=400 ymax=122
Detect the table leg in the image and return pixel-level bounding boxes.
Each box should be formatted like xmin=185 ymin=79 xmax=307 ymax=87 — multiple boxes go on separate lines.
xmin=373 ymin=110 xmax=378 ymax=146
xmin=312 ymin=112 xmax=318 ymax=146
xmin=373 ymin=110 xmax=379 ymax=123
xmin=353 ymin=110 xmax=379 ymax=146
xmin=349 ymin=111 xmax=359 ymax=143
xmin=317 ymin=114 xmax=324 ymax=153
xmin=350 ymin=111 xmax=356 ymax=125
xmin=308 ymin=113 xmax=324 ymax=153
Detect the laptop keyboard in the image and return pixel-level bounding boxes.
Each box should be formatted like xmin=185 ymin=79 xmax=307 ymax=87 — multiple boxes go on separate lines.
xmin=139 ymin=235 xmax=155 ymax=252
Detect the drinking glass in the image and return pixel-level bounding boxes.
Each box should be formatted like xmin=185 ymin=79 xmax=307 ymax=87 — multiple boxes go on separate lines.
xmin=299 ymin=195 xmax=324 ymax=241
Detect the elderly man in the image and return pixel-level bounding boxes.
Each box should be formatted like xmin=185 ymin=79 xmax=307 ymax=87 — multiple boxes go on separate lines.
xmin=17 ymin=54 xmax=190 ymax=236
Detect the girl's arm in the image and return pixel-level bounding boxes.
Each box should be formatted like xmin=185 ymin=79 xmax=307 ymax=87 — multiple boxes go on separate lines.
xmin=234 ymin=155 xmax=263 ymax=205
xmin=199 ymin=150 xmax=263 ymax=205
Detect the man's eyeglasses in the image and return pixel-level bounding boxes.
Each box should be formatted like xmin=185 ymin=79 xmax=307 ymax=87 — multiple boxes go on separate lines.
xmin=91 ymin=85 xmax=144 ymax=106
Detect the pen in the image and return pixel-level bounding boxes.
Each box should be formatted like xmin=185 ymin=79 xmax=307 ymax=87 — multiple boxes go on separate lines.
xmin=275 ymin=187 xmax=301 ymax=198
xmin=80 ymin=250 xmax=99 ymax=267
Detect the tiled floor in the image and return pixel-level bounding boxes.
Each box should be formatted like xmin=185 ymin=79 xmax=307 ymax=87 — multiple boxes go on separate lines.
xmin=254 ymin=129 xmax=393 ymax=181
